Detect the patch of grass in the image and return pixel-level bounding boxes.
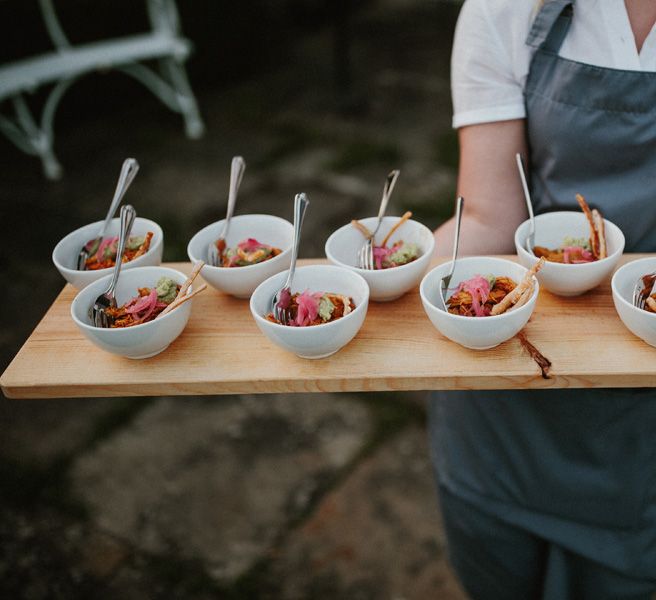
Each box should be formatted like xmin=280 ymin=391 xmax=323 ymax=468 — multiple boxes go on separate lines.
xmin=0 ymin=398 xmax=153 ymax=518
xmin=327 ymin=140 xmax=402 ymax=172
xmin=0 ymin=457 xmax=87 ymax=518
xmin=356 ymin=392 xmax=426 ymax=454
xmin=81 ymin=397 xmax=155 ymax=453
xmin=253 ymin=120 xmax=328 ymax=169
xmin=402 ymin=184 xmax=458 ymax=230
xmin=227 ymin=556 xmax=275 ymax=600
xmin=136 ymin=552 xmax=224 ymax=599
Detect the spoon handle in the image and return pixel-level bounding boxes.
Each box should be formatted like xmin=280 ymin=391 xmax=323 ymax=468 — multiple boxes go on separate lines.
xmin=99 ymin=158 xmax=139 ymax=238
xmin=516 ymin=153 xmax=535 ymax=236
xmin=222 ymin=155 xmax=246 ymax=239
xmin=106 ymin=205 xmax=137 ymax=297
xmin=283 ymin=193 xmax=310 ymax=290
xmin=449 ymin=196 xmax=464 ymax=279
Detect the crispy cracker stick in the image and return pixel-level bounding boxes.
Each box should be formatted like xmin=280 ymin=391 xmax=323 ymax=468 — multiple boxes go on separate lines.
xmin=159 ymin=261 xmax=204 ymax=317
xmin=338 ymin=295 xmax=352 ymax=316
xmin=160 ymin=284 xmax=207 ymax=317
xmin=180 ymin=261 xmax=205 ymax=297
xmin=381 ymin=211 xmax=413 ymax=248
xmin=646 ymin=297 xmax=656 ymax=312
xmin=491 ymin=257 xmax=544 ymax=316
xmin=509 ymin=282 xmax=534 ymax=311
xmin=592 ymin=209 xmax=607 ymax=259
xmin=576 ymin=194 xmax=600 ymax=258
xmin=351 ymin=220 xmax=373 ymax=238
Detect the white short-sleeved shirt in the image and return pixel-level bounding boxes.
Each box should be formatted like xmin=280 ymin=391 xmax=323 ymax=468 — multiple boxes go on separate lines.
xmin=451 ymin=0 xmax=656 ymax=128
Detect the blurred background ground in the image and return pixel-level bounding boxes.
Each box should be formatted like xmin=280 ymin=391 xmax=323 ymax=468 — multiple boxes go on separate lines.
xmin=0 ymin=0 xmax=465 ymax=598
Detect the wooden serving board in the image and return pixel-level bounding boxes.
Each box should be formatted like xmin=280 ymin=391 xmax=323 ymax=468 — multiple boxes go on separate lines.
xmin=2 ymin=256 xmax=655 ymax=399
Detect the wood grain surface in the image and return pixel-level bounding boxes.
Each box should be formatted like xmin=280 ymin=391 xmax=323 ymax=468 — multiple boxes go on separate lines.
xmin=2 ymin=257 xmax=655 ymax=399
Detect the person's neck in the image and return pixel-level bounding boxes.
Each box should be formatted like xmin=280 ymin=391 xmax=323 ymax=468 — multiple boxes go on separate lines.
xmin=624 ymin=0 xmax=656 ymax=53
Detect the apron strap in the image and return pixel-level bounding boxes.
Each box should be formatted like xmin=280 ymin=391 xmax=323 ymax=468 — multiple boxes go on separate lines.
xmin=526 ymin=0 xmax=574 ymax=53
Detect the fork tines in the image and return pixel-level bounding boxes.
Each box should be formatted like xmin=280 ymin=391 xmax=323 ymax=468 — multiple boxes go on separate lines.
xmin=358 ymin=239 xmax=374 ymax=270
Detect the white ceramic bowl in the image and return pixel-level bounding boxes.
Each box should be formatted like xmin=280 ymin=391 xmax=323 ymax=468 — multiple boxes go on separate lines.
xmin=612 ymin=257 xmax=656 ymax=348
xmin=250 ymin=264 xmax=369 ymax=359
xmin=188 ymin=214 xmax=294 ymax=298
xmin=420 ymin=256 xmax=539 ymax=350
xmin=515 ymin=211 xmax=624 ymax=296
xmin=53 ymin=217 xmax=164 ymax=290
xmin=71 ymin=266 xmax=193 ymax=359
xmin=325 ymin=216 xmax=435 ymax=301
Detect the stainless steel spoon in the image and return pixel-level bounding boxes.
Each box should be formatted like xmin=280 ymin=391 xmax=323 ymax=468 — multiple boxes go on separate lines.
xmin=208 ymin=156 xmax=246 ymax=266
xmin=516 ymin=153 xmax=535 ymax=254
xmin=77 ymin=158 xmax=139 ymax=270
xmin=439 ymin=196 xmax=464 ymax=310
xmin=91 ymin=204 xmax=137 ymax=328
xmin=271 ymin=193 xmax=310 ymax=325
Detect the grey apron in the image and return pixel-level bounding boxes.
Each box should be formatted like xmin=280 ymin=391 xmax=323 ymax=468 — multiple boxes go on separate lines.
xmin=430 ymin=0 xmax=656 ymax=583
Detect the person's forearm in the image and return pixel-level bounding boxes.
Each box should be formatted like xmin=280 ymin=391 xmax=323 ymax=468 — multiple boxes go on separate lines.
xmin=433 ymin=121 xmax=529 ymax=256
xmin=434 ymin=213 xmax=520 ymax=256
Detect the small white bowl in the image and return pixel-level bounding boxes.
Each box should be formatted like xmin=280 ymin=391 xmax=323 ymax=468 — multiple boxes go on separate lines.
xmin=187 ymin=214 xmax=294 ymax=298
xmin=419 ymin=256 xmax=539 ymax=350
xmin=612 ymin=257 xmax=656 ymax=348
xmin=515 ymin=211 xmax=624 ymax=296
xmin=53 ymin=217 xmax=164 ymax=290
xmin=249 ymin=264 xmax=369 ymax=359
xmin=71 ymin=266 xmax=193 ymax=359
xmin=325 ymin=216 xmax=435 ymax=301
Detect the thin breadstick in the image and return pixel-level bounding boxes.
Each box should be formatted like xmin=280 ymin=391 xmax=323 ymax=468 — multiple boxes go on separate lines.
xmin=351 ymin=220 xmax=373 ymax=239
xmin=646 ymin=296 xmax=656 ymax=312
xmin=159 ymin=262 xmax=205 ymax=317
xmin=491 ymin=257 xmax=544 ymax=316
xmin=576 ymin=194 xmax=600 ymax=258
xmin=509 ymin=282 xmax=534 ymax=311
xmin=179 ymin=261 xmax=205 ymax=298
xmin=339 ymin=294 xmax=352 ymax=316
xmin=160 ymin=284 xmax=207 ymax=317
xmin=381 ymin=211 xmax=413 ymax=248
xmin=592 ymin=209 xmax=607 ymax=259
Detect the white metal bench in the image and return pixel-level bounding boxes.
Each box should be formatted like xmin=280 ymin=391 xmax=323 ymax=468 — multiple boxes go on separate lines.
xmin=0 ymin=0 xmax=204 ymax=179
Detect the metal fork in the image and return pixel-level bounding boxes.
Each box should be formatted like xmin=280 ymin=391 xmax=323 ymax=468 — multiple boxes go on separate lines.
xmin=439 ymin=196 xmax=464 ymax=310
xmin=516 ymin=153 xmax=535 ymax=253
xmin=357 ymin=169 xmax=400 ymax=269
xmin=632 ymin=272 xmax=656 ymax=310
xmin=271 ymin=193 xmax=310 ymax=324
xmin=91 ymin=204 xmax=137 ymax=328
xmin=77 ymin=158 xmax=139 ymax=270
xmin=208 ymin=156 xmax=246 ymax=266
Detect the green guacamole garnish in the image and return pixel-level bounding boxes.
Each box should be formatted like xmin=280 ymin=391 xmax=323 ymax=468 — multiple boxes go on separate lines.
xmin=388 ymin=242 xmax=418 ymax=265
xmin=155 ymin=277 xmax=178 ymax=304
xmin=318 ymin=295 xmax=335 ymax=321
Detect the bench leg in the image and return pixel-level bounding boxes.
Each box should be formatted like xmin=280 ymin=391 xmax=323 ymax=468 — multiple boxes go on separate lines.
xmin=0 ymin=92 xmax=65 ymax=180
xmin=159 ymin=57 xmax=205 ymax=139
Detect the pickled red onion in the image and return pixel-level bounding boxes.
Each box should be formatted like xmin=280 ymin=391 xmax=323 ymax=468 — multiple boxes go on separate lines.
xmin=294 ymin=290 xmax=322 ymax=327
xmin=95 ymin=236 xmax=118 ymax=262
xmin=562 ymin=246 xmax=594 ymax=264
xmin=238 ymin=238 xmax=271 ymax=252
xmin=453 ymin=275 xmax=491 ymax=317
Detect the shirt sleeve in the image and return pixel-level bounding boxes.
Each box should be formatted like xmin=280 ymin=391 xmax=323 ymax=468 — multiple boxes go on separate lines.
xmin=451 ymin=0 xmax=528 ymax=129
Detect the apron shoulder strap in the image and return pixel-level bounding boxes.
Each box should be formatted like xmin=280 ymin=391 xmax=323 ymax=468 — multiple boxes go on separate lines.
xmin=526 ymin=0 xmax=574 ymax=53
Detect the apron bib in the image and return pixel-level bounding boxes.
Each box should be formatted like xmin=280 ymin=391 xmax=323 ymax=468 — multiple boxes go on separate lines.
xmin=430 ymin=0 xmax=656 ymax=577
